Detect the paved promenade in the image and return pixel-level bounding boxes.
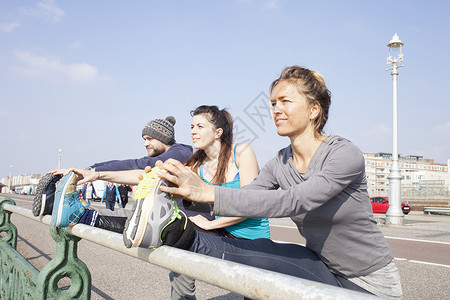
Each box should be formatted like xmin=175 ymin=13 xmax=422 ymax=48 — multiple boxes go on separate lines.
xmin=2 ymin=193 xmax=450 ymax=299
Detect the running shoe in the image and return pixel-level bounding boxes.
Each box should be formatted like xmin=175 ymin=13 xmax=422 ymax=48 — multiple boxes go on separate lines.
xmin=50 ymin=172 xmax=88 ymax=227
xmin=123 ymin=167 xmax=183 ymax=249
xmin=32 ymin=173 xmax=62 ymax=217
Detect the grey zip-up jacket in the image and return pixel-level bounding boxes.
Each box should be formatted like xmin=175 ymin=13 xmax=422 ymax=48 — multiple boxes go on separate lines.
xmin=214 ymin=135 xmax=392 ymax=277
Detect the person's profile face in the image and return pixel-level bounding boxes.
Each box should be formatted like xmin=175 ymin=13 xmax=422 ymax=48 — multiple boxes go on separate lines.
xmin=143 ymin=135 xmax=166 ymax=157
xmin=270 ymin=81 xmax=314 ymax=137
xmin=190 ymin=114 xmax=219 ymax=150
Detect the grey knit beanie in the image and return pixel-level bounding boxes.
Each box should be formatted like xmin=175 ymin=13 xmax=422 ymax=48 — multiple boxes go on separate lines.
xmin=142 ymin=116 xmax=176 ymax=145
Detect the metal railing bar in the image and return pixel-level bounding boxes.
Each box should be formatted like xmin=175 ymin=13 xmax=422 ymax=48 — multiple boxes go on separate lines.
xmin=423 ymin=207 xmax=450 ymax=214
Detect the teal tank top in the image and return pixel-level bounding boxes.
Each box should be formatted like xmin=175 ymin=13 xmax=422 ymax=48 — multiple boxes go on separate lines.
xmin=199 ymin=144 xmax=270 ymax=240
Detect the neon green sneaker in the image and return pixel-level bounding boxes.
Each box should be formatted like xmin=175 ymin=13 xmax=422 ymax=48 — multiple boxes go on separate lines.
xmin=123 ymin=167 xmax=184 ymax=248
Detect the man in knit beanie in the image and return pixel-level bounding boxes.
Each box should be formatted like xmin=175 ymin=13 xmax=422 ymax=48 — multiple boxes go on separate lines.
xmin=141 ymin=116 xmax=176 ymax=157
xmin=89 ymin=116 xmax=192 ymax=171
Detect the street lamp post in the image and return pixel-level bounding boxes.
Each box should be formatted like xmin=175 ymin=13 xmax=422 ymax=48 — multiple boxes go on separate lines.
xmin=58 ymin=148 xmax=62 ymax=169
xmin=385 ymin=33 xmax=405 ymax=225
xmin=9 ymin=165 xmax=12 ymax=193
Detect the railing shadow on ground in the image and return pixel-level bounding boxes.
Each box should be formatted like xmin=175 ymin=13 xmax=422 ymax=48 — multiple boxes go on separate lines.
xmin=0 ymin=197 xmax=379 ymax=299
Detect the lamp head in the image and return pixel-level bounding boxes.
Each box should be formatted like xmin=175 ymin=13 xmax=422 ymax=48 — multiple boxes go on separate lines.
xmin=387 ymin=33 xmax=404 ymax=64
xmin=387 ymin=33 xmax=404 ymax=48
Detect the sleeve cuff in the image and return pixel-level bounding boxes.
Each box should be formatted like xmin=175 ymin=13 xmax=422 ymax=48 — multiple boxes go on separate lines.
xmin=213 ymin=186 xmax=222 ymax=215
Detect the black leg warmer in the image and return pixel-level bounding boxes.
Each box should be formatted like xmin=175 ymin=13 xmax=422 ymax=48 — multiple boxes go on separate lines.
xmin=161 ymin=215 xmax=196 ymax=250
xmin=95 ymin=215 xmax=127 ymax=234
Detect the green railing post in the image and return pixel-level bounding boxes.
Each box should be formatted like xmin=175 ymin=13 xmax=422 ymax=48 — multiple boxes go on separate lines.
xmin=35 ymin=226 xmax=91 ymax=300
xmin=0 ymin=197 xmax=17 ymax=248
xmin=1 ymin=197 xmax=39 ymax=299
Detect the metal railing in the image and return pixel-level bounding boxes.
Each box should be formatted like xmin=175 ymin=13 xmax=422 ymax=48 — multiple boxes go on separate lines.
xmin=0 ymin=197 xmax=378 ymax=299
xmin=423 ymin=207 xmax=450 ymax=215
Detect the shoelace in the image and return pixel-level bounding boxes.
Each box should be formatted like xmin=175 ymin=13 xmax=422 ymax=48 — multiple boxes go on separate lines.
xmin=65 ymin=192 xmax=78 ymax=204
xmin=134 ymin=168 xmax=160 ymax=200
xmin=172 ymin=202 xmax=188 ymax=229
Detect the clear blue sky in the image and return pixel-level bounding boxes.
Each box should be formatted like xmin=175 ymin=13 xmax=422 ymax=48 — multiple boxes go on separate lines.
xmin=1 ymin=0 xmax=449 ymax=178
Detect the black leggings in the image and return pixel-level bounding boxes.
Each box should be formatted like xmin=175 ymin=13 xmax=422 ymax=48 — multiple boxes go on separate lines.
xmin=189 ymin=231 xmax=370 ymax=293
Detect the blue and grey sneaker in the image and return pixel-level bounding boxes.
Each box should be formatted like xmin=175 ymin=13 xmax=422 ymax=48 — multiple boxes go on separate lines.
xmin=51 ymin=172 xmax=88 ymax=227
xmin=123 ymin=167 xmax=185 ymax=249
xmin=32 ymin=173 xmax=62 ymax=217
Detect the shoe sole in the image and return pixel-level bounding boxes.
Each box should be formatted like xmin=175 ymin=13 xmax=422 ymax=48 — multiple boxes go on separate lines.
xmin=32 ymin=173 xmax=61 ymax=217
xmin=51 ymin=172 xmax=75 ymax=227
xmin=140 ymin=179 xmax=174 ymax=249
xmin=123 ymin=178 xmax=171 ymax=248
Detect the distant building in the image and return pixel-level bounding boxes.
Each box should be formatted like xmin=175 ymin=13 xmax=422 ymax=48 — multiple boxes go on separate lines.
xmin=364 ymin=153 xmax=449 ymax=199
xmin=0 ymin=173 xmax=108 ymax=196
xmin=1 ymin=174 xmax=41 ymax=194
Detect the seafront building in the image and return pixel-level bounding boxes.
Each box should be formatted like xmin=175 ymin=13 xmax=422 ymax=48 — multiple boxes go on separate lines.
xmin=0 ymin=173 xmax=109 ymax=197
xmin=0 ymin=173 xmax=41 ymax=194
xmin=364 ymin=152 xmax=449 ymax=199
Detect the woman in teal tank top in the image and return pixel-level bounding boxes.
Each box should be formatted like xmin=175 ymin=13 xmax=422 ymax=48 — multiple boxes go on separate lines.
xmin=186 ymin=106 xmax=270 ymax=240
xmin=196 ymin=144 xmax=270 ymax=240
xmin=170 ymin=105 xmax=270 ymax=300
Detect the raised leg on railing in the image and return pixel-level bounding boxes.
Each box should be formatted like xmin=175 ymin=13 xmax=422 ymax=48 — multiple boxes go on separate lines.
xmin=35 ymin=226 xmax=91 ymax=300
xmin=0 ymin=197 xmax=17 ymax=248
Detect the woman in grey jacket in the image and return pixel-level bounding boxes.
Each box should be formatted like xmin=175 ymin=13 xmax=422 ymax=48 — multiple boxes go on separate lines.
xmin=154 ymin=65 xmax=402 ymax=299
xmin=58 ymin=65 xmax=399 ymax=298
